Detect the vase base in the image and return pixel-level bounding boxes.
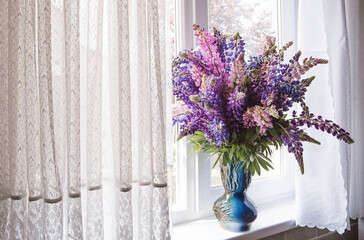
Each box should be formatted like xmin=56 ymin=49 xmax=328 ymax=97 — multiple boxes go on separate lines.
xmin=218 ymin=221 xmax=251 ymax=232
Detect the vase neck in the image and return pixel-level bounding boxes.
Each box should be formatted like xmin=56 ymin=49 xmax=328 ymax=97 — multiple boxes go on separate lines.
xmin=220 ymin=161 xmax=251 ymax=193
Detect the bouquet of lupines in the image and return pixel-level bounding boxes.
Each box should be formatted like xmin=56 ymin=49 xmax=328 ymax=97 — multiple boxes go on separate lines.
xmin=172 ymin=25 xmax=354 ymax=175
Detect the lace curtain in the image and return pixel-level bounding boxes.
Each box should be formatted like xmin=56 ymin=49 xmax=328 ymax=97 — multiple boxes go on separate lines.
xmin=295 ymin=0 xmax=364 ymax=234
xmin=0 ymin=0 xmax=171 ymax=239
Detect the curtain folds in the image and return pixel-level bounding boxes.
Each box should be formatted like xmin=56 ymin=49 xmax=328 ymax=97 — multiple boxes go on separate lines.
xmin=295 ymin=0 xmax=364 ymax=234
xmin=343 ymin=0 xmax=364 ymax=220
xmin=295 ymin=0 xmax=347 ymax=233
xmin=0 ymin=0 xmax=171 ymax=239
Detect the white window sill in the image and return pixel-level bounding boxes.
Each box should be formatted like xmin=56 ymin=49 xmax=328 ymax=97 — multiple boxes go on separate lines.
xmin=172 ymin=200 xmax=296 ymax=240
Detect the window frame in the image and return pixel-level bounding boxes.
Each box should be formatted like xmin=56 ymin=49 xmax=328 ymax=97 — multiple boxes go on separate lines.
xmin=172 ymin=0 xmax=299 ymax=225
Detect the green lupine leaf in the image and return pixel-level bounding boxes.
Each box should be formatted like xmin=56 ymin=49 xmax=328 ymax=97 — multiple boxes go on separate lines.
xmin=257 ymin=156 xmax=269 ymax=171
xmin=241 ymin=144 xmax=247 ymax=153
xmin=220 ymin=148 xmax=229 ymax=153
xmin=260 ymin=155 xmax=274 ymax=169
xmin=236 ymin=150 xmax=242 ymax=161
xmin=223 ymin=152 xmax=229 ymax=166
xmin=268 ymin=127 xmax=279 ymax=138
xmin=255 ymin=160 xmax=261 ymax=176
xmin=229 ymin=148 xmax=234 ymax=160
xmin=249 ymin=154 xmax=255 ymax=162
xmin=300 ymin=100 xmax=310 ymax=118
xmin=247 ymin=128 xmax=255 ymax=140
xmin=232 ymin=132 xmax=237 ymax=142
xmin=266 ymin=146 xmax=273 ymax=155
xmin=205 ymin=148 xmax=217 ymax=154
xmin=212 ymin=153 xmax=222 ymax=169
xmin=243 ymin=161 xmax=250 ymax=173
xmin=259 ymin=156 xmax=274 ymax=169
xmin=299 ymin=132 xmax=321 ymax=145
xmin=257 ymin=152 xmax=273 ymax=164
xmin=250 ymin=163 xmax=255 ymax=175
xmin=302 ymin=76 xmax=315 ymax=87
xmin=241 ymin=152 xmax=248 ymax=163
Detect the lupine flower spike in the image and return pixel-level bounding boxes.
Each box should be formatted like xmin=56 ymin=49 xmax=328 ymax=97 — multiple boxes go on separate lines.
xmin=172 ymin=25 xmax=354 ymax=175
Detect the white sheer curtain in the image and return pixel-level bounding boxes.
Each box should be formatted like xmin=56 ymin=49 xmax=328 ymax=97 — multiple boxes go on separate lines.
xmin=342 ymin=0 xmax=364 ymax=221
xmin=104 ymin=0 xmax=171 ymax=239
xmin=295 ymin=0 xmax=364 ymax=234
xmin=0 ymin=0 xmax=171 ymax=239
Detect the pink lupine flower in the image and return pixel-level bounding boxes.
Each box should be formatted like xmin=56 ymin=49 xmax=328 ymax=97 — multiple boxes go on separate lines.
xmin=173 ymin=101 xmax=191 ymax=117
xmin=193 ymin=25 xmax=226 ymax=79
xmin=228 ymin=53 xmax=246 ymax=86
xmin=262 ymin=36 xmax=276 ymax=53
xmin=243 ymin=106 xmax=274 ymax=135
xmin=190 ymin=64 xmax=204 ymax=87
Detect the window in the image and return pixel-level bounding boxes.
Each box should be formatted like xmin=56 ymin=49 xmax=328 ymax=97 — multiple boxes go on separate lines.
xmin=172 ymin=0 xmax=298 ymax=224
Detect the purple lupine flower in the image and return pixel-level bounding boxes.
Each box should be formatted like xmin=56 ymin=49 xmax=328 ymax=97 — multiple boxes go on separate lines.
xmin=281 ymin=123 xmax=305 ymax=173
xmin=207 ymin=119 xmax=230 ymax=146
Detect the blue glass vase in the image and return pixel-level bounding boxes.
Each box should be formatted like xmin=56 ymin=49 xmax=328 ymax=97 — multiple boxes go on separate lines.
xmin=213 ymin=160 xmax=257 ymax=232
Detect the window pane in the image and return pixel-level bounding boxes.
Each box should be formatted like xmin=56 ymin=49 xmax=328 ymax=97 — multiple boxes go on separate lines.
xmin=210 ymin=154 xmax=221 ymax=188
xmin=209 ymin=0 xmax=278 ymax=57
